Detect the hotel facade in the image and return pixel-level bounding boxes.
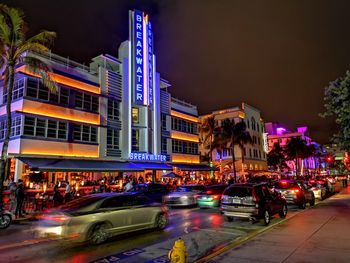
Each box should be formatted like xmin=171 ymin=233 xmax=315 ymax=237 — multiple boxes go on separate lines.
xmin=199 ymin=103 xmax=268 ymax=176
xmin=0 ymin=10 xmax=203 ymax=184
xmin=265 ymin=123 xmax=320 ymax=173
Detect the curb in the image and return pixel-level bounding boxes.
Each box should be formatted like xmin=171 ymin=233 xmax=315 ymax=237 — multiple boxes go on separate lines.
xmin=194 ymin=188 xmax=345 ymax=263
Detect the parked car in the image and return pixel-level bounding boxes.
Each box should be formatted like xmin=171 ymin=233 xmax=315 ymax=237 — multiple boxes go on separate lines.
xmin=220 ymin=183 xmax=287 ymax=225
xmin=196 ymin=184 xmax=228 ymax=208
xmin=163 ymin=185 xmax=206 ymax=207
xmin=133 ymin=183 xmax=169 ymax=203
xmin=307 ymin=179 xmax=327 ymax=200
xmin=273 ymin=180 xmax=315 ymax=209
xmin=35 ymin=192 xmax=169 ymax=245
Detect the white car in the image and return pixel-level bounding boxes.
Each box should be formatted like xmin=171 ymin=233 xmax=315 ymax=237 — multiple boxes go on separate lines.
xmin=308 ymin=180 xmax=327 ymax=200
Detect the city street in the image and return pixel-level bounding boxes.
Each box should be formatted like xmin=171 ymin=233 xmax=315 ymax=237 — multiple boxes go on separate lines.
xmin=0 ymin=204 xmax=304 ymax=263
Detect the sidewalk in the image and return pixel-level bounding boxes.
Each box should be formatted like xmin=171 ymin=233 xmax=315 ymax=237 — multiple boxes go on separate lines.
xmin=208 ymin=186 xmax=350 ymax=263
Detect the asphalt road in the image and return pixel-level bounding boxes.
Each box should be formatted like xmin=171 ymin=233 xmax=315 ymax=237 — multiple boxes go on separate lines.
xmin=0 ymin=204 xmax=304 ymax=263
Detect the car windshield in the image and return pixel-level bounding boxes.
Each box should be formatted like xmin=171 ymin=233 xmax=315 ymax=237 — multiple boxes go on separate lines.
xmin=59 ymin=195 xmax=103 ymax=210
xmin=224 ymin=186 xmax=252 ymax=197
xmin=274 ymin=181 xmax=297 ymax=189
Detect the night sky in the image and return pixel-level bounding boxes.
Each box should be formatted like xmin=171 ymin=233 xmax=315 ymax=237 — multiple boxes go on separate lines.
xmin=3 ymin=0 xmax=350 ymax=144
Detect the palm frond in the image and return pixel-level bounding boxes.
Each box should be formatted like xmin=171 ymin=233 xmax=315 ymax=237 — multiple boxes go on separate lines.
xmin=7 ymin=6 xmax=24 ymax=43
xmin=0 ymin=12 xmax=10 ymax=44
xmin=27 ymin=30 xmax=56 ymax=46
xmin=14 ymin=42 xmax=50 ymax=59
xmin=23 ymin=56 xmax=57 ymax=93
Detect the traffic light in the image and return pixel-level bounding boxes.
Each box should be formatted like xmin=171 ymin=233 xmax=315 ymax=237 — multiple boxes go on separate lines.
xmin=325 ymin=155 xmax=334 ymax=163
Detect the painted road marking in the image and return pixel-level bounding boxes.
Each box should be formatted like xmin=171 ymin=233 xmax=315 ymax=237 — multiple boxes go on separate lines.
xmin=90 ymin=248 xmax=145 ymax=263
xmin=145 ymin=255 xmax=169 ymax=263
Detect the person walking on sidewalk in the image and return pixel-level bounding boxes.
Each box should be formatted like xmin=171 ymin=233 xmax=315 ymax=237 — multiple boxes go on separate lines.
xmin=15 ymin=182 xmax=25 ymax=218
xmin=64 ymin=182 xmax=72 ymax=203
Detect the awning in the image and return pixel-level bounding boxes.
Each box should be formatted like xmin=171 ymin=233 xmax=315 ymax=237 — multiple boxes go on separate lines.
xmin=131 ymin=162 xmax=173 ymax=170
xmin=132 ymin=162 xmax=173 ymax=170
xmin=18 ymin=158 xmax=143 ymax=172
xmin=172 ymin=163 xmax=218 ymax=171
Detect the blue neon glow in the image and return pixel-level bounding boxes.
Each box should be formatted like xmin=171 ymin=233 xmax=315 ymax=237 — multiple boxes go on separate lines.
xmin=134 ymin=10 xmax=144 ymax=105
xmin=148 ymin=22 xmax=153 ymax=106
xmin=129 ymin=153 xmax=167 ymax=162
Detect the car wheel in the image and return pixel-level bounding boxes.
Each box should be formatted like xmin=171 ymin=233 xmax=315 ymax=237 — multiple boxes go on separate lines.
xmin=279 ymin=204 xmax=287 ymax=218
xmin=224 ymin=216 xmax=233 ymax=222
xmin=298 ymin=199 xmax=306 ymax=209
xmin=155 ymin=213 xmax=168 ymax=230
xmin=263 ymin=209 xmax=271 ymax=226
xmin=89 ymin=223 xmax=110 ymax=245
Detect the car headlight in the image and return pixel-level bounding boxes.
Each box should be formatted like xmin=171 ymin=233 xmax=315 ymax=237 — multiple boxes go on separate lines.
xmin=181 ymin=196 xmax=188 ymax=200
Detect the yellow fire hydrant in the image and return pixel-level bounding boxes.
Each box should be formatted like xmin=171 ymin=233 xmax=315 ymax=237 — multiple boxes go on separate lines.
xmin=168 ymin=238 xmax=188 ymax=263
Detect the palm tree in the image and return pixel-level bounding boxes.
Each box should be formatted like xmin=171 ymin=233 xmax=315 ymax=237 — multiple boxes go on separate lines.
xmin=221 ymin=119 xmax=252 ymax=182
xmin=0 ymin=4 xmax=56 ymax=208
xmin=267 ymin=142 xmax=287 ymax=171
xmin=199 ymin=116 xmax=216 ymax=163
xmin=284 ymin=137 xmax=308 ymax=177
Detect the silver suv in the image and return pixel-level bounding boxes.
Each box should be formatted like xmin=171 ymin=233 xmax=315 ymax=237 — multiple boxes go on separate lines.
xmin=35 ymin=193 xmax=169 ymax=244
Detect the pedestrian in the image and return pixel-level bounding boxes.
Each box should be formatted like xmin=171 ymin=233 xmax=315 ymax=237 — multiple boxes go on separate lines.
xmin=64 ymin=181 xmax=72 ymax=203
xmin=8 ymin=180 xmax=17 ymax=213
xmin=15 ymin=182 xmax=25 ymax=218
xmin=53 ymin=185 xmax=63 ymax=207
xmin=123 ymin=180 xmax=133 ymax=192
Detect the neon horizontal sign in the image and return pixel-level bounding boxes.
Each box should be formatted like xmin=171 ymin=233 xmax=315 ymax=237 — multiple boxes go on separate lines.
xmin=129 ymin=153 xmax=167 ymax=162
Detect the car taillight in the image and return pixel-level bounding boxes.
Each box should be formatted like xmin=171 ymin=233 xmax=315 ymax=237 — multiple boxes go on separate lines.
xmin=161 ymin=205 xmax=169 ymax=214
xmin=290 ymin=189 xmax=300 ymax=193
xmin=206 ymin=190 xmax=213 ymax=195
xmin=41 ymin=215 xmax=69 ymax=222
xmin=213 ymin=195 xmax=220 ymax=200
xmin=194 ymin=194 xmax=199 ymax=199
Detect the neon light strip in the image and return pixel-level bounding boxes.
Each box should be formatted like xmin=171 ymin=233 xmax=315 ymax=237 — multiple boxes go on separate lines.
xmin=171 ymin=154 xmax=200 ymax=164
xmin=171 ymin=131 xmax=199 ymax=143
xmin=21 ymin=151 xmax=99 ymax=158
xmin=171 ymin=110 xmax=198 ymax=123
xmin=21 ymin=100 xmax=100 ymax=125
xmin=17 ymin=65 xmax=100 ymax=94
xmin=153 ymin=55 xmax=158 ymax=154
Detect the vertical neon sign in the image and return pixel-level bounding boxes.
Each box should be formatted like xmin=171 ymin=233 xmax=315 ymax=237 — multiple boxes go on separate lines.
xmin=133 ymin=10 xmax=153 ymax=106
xmin=148 ymin=22 xmax=153 ymax=106
xmin=134 ymin=10 xmax=144 ymax=105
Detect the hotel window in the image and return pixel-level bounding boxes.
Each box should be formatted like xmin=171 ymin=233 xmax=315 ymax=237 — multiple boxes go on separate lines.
xmin=75 ymin=92 xmax=99 ymax=113
xmin=10 ymin=117 xmax=22 ymax=137
xmin=185 ymin=142 xmax=198 ymax=155
xmin=259 ymin=150 xmax=261 ymax=159
xmin=3 ymin=78 xmax=25 ymax=103
xmin=73 ymin=124 xmax=97 ymax=143
xmin=243 ymin=147 xmax=247 ymax=156
xmin=132 ymin=129 xmax=139 ymax=151
xmin=23 ymin=116 xmax=67 ymax=140
xmin=107 ymin=99 xmax=119 ymax=120
xmin=107 ymin=129 xmax=119 ymax=149
xmin=258 ymin=137 xmax=261 ymax=145
xmin=249 ymin=148 xmax=252 ymax=157
xmin=26 ymin=78 xmax=69 ymax=106
xmin=251 ymin=117 xmax=256 ymax=131
xmin=172 ymin=139 xmax=183 ymax=153
xmin=246 ymin=119 xmax=250 ymax=129
xmin=161 ymin=137 xmax=167 ymax=153
xmin=161 ymin=114 xmax=167 ymax=131
xmin=132 ymin=108 xmax=139 ymax=124
xmin=0 ymin=117 xmax=22 ymax=139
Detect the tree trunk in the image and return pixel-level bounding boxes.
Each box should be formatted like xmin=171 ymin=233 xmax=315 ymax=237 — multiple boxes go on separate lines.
xmin=232 ymin=145 xmax=237 ymax=183
xmin=241 ymin=146 xmax=245 ymax=181
xmin=0 ymin=64 xmax=14 ymax=210
xmin=295 ymin=157 xmax=299 ymax=178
